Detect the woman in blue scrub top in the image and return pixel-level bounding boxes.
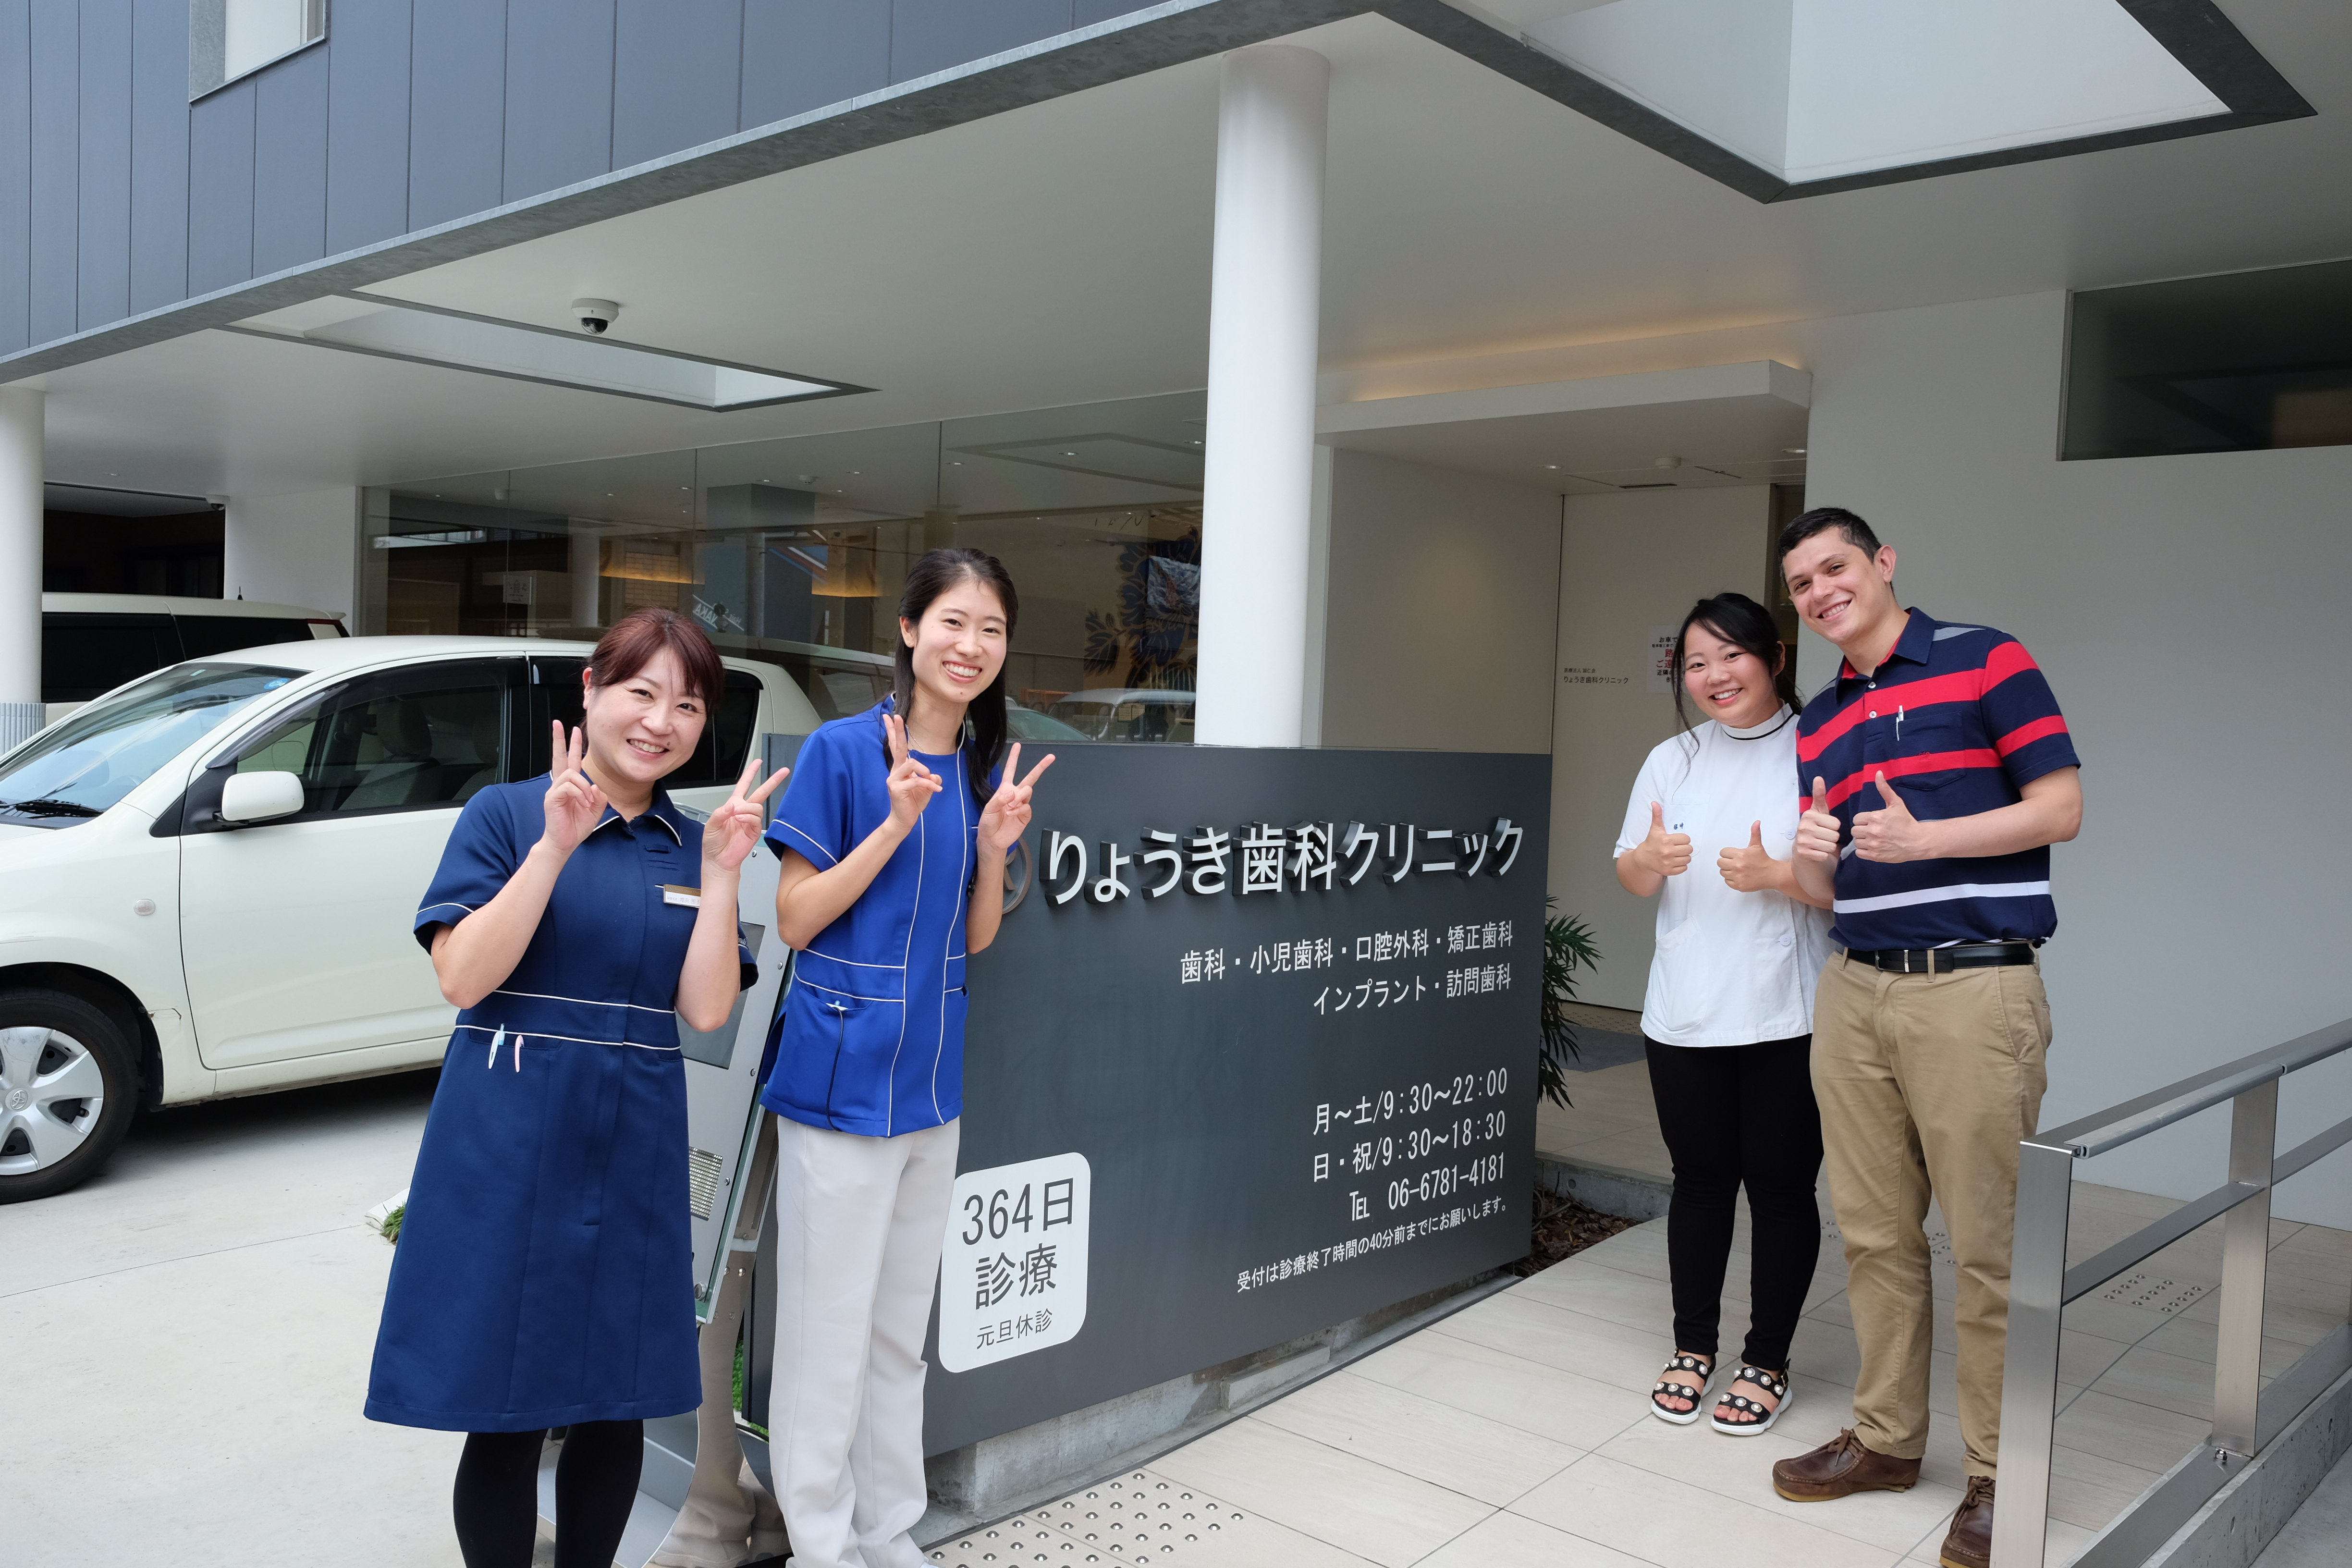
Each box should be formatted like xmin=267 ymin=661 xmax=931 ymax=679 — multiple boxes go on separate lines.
xmin=760 ymin=549 xmax=1053 ymax=1568
xmin=367 ymin=607 xmax=785 ymax=1568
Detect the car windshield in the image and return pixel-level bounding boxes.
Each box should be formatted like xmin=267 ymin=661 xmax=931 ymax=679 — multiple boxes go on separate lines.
xmin=0 ymin=662 xmax=303 ymax=824
xmin=1004 ymin=702 xmax=1091 ymax=743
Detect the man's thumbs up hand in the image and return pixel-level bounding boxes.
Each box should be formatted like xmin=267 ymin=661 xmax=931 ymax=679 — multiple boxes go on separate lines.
xmin=1717 ymin=818 xmax=1779 ymax=893
xmin=1795 ymin=775 xmax=1843 ymax=864
xmin=1851 ymin=770 xmax=1935 ymax=863
xmin=1642 ymin=800 xmax=1693 ymax=878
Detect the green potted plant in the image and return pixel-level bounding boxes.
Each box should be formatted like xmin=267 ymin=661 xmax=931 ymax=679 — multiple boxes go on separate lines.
xmin=1540 ymin=896 xmax=1599 ymax=1108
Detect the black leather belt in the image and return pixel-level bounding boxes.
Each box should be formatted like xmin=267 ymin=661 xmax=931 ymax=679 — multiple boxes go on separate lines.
xmin=1847 ymin=942 xmax=2037 ymax=974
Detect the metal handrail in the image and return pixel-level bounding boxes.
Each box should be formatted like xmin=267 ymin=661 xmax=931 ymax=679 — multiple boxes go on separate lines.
xmin=1995 ymin=1019 xmax=2352 ymax=1568
xmin=2038 ymin=1020 xmax=2352 ymax=1157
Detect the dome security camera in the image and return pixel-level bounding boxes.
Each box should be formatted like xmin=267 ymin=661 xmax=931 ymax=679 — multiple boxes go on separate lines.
xmin=571 ymin=298 xmax=619 ymax=335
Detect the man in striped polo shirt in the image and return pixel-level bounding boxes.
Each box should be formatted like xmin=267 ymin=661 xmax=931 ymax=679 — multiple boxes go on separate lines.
xmin=1768 ymin=507 xmax=2082 ymax=1568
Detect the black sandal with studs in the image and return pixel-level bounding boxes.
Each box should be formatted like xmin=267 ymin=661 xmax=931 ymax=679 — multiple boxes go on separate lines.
xmin=1712 ymin=1364 xmax=1793 ymax=1436
xmin=1650 ymin=1352 xmax=1715 ymax=1425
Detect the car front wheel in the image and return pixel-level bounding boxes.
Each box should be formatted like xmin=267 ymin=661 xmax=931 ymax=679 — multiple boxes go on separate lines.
xmin=0 ymin=989 xmax=138 ymax=1203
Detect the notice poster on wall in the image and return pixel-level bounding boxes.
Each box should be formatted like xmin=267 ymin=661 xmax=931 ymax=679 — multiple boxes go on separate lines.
xmin=1647 ymin=625 xmax=1680 ymax=693
xmin=925 ymin=746 xmax=1548 ymax=1454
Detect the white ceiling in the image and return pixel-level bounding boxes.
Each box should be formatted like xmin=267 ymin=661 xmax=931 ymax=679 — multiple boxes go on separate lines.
xmin=24 ymin=1 xmax=2352 ymax=501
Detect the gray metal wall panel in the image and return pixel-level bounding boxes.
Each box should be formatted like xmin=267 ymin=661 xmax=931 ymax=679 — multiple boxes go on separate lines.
xmin=890 ymin=0 xmax=1072 ymax=84
xmin=27 ymin=1 xmax=77 ymax=344
xmin=502 ymin=0 xmax=614 ymax=200
xmin=612 ymin=0 xmax=741 ymax=168
xmin=740 ymin=0 xmax=886 ymax=126
xmin=0 ymin=2 xmax=28 ymax=354
xmin=1074 ymin=2 xmax=1147 ymax=24
xmin=186 ymin=80 xmax=256 ymax=295
xmin=252 ymin=46 xmax=329 ymax=275
xmin=408 ymin=0 xmax=507 ymax=230
xmin=128 ymin=0 xmax=189 ymax=313
xmin=326 ymin=0 xmax=413 ymax=254
xmin=75 ymin=0 xmax=133 ymax=331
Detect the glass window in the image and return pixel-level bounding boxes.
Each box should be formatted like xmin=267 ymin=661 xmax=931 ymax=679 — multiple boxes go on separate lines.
xmin=0 ymin=663 xmax=301 ymax=827
xmin=235 ymin=664 xmax=509 ymax=817
xmin=41 ymin=612 xmax=182 ymax=703
xmin=362 ymin=391 xmax=1208 ymax=742
xmin=2064 ymin=259 xmax=2352 ymax=460
xmin=189 ymin=0 xmax=327 ymax=100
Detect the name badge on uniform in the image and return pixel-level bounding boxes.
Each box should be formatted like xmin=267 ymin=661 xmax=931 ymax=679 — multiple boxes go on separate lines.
xmin=662 ymin=884 xmax=702 ymax=909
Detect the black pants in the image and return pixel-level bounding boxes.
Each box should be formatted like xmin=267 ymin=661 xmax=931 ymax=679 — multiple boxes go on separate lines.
xmin=452 ymin=1420 xmax=644 ymax=1568
xmin=1643 ymin=1034 xmax=1824 ymax=1372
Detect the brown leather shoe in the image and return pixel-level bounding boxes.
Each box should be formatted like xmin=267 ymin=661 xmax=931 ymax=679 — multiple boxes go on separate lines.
xmin=1771 ymin=1427 xmax=1923 ymax=1501
xmin=1938 ymin=1476 xmax=1994 ymax=1568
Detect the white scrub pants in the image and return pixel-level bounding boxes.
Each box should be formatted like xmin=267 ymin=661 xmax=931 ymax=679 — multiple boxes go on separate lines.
xmin=770 ymin=1116 xmax=960 ymax=1568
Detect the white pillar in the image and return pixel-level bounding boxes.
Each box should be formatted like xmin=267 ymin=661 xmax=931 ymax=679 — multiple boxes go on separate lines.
xmin=0 ymin=388 xmax=42 ymax=751
xmin=1193 ymin=45 xmax=1328 ymax=748
xmin=222 ymin=487 xmax=360 ymax=618
xmin=570 ymin=529 xmax=602 ymax=629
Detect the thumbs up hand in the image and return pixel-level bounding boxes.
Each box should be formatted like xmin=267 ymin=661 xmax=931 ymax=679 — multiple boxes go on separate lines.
xmin=1795 ymin=776 xmax=1843 ymax=864
xmin=1639 ymin=800 xmax=1693 ymax=878
xmin=1851 ymin=770 xmax=1935 ymax=862
xmin=1717 ymin=819 xmax=1780 ymax=893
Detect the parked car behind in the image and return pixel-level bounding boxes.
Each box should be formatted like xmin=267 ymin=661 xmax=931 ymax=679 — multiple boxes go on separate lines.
xmin=42 ymin=592 xmax=345 ymax=727
xmin=0 ymin=636 xmax=821 ymax=1202
xmin=1048 ymin=687 xmax=1195 ymax=744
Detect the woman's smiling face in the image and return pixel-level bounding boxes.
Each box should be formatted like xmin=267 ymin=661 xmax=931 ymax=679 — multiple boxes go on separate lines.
xmin=1681 ymin=620 xmax=1783 ymax=730
xmin=579 ymin=647 xmax=707 ymax=793
xmin=899 ymin=575 xmax=1007 ymax=727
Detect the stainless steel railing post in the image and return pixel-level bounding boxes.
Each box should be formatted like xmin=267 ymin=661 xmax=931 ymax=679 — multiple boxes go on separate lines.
xmin=1993 ymin=1138 xmax=2076 ymax=1568
xmin=2209 ymin=1079 xmax=2277 ymax=1460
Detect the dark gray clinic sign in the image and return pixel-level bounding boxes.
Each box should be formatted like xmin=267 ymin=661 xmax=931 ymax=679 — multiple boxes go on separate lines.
xmin=924 ymin=744 xmax=1549 ymax=1454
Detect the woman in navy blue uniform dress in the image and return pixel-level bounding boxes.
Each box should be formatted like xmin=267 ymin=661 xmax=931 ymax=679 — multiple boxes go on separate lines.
xmin=368 ymin=608 xmax=784 ymax=1568
xmin=759 ymin=550 xmax=1053 ymax=1568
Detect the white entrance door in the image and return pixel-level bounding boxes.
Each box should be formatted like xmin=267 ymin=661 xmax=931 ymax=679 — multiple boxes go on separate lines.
xmin=180 ymin=658 xmax=516 ymax=1071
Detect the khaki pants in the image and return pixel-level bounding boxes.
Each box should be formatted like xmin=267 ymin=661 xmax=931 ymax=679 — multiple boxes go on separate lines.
xmin=1812 ymin=952 xmax=2050 ymax=1477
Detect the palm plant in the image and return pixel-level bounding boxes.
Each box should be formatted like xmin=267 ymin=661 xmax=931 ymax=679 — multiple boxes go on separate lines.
xmin=1540 ymin=897 xmax=1600 ymax=1108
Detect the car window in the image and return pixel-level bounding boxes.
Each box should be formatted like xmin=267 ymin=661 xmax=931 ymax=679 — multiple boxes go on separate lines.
xmin=0 ymin=662 xmax=301 ymax=826
xmin=235 ymin=663 xmax=508 ymax=817
xmin=665 ymin=671 xmax=761 ymax=789
xmin=174 ymin=615 xmax=321 ymax=659
xmin=41 ymin=612 xmax=182 ymax=702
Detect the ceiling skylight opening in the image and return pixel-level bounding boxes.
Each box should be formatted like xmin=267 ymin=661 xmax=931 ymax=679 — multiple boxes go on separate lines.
xmin=1512 ymin=0 xmax=2236 ymax=187
xmin=228 ymin=296 xmax=862 ymax=411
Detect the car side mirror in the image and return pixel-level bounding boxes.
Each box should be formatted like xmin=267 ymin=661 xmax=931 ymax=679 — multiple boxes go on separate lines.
xmin=219 ymin=771 xmax=306 ymax=825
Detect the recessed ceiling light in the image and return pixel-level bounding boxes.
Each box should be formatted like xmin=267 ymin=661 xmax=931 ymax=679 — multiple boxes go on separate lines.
xmin=1545 ymin=464 xmax=1559 ymax=470
xmin=1784 ymin=447 xmax=1806 ymax=454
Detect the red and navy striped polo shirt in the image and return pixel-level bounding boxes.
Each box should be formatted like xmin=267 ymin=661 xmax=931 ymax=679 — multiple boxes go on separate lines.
xmin=1795 ymin=609 xmax=2080 ymax=950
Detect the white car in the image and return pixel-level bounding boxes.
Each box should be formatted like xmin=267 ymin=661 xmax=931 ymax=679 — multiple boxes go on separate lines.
xmin=0 ymin=636 xmax=820 ymax=1202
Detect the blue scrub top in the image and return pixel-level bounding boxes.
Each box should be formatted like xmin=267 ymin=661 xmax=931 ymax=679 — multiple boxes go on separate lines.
xmin=366 ymin=778 xmax=750 ymax=1433
xmin=761 ymin=702 xmax=996 ymax=1138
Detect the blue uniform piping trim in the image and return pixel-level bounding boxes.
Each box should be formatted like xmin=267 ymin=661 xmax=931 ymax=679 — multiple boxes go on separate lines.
xmin=491 ymin=987 xmax=675 ymax=1014
xmin=452 ymin=1021 xmax=681 ymax=1051
xmin=773 ymin=820 xmax=838 ymax=868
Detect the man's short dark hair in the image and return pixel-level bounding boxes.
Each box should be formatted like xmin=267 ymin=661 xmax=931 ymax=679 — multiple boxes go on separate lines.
xmin=1778 ymin=505 xmax=1883 ymax=563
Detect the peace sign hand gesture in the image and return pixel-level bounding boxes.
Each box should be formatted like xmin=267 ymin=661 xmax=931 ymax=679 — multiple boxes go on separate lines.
xmin=978 ymin=742 xmax=1055 ymax=857
xmin=540 ymin=723 xmax=608 ymax=856
xmin=882 ymin=712 xmax=945 ymax=832
xmin=702 ymin=754 xmax=790 ymax=875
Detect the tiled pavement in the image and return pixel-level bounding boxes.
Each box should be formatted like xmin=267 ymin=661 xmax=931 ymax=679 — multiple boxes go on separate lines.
xmin=927 ymin=1057 xmax=2351 ymax=1568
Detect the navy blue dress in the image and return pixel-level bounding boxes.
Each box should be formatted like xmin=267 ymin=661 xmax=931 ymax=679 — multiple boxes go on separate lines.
xmin=366 ymin=779 xmax=749 ymax=1433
